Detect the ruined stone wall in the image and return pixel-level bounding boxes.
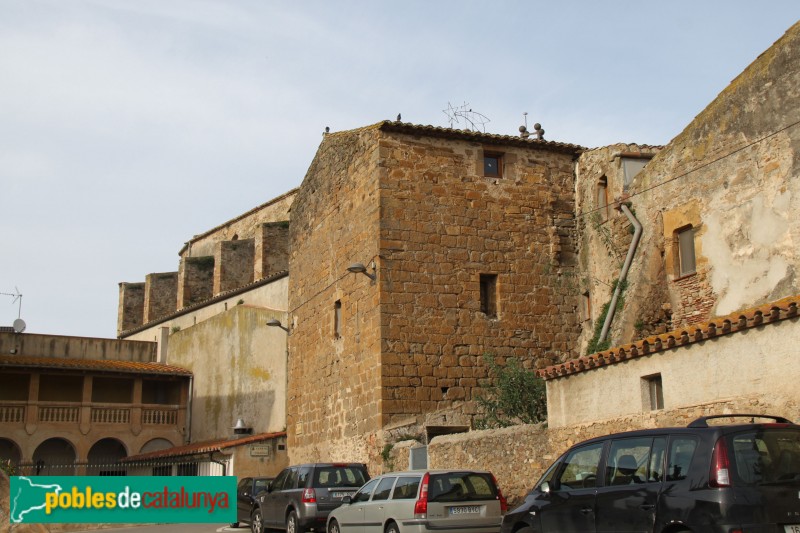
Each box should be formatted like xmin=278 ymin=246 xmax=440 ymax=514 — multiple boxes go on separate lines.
xmin=287 ymin=127 xmax=383 ymax=466
xmin=256 ymin=222 xmax=290 ymax=277
xmin=118 ymin=282 xmax=145 ymax=333
xmin=143 ymin=272 xmax=178 ymax=324
xmin=576 ymin=22 xmax=800 ymax=350
xmin=378 ymin=130 xmax=581 ymax=426
xmin=177 ymin=256 xmax=215 ymax=308
xmin=213 ymin=239 xmax=255 ymax=295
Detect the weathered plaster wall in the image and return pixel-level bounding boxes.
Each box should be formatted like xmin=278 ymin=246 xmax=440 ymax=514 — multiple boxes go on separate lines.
xmin=576 ymin=22 xmax=800 ymax=349
xmin=165 ymin=305 xmax=287 ymax=442
xmin=546 ymin=317 xmax=800 ymax=427
xmin=0 ymin=332 xmax=156 ymax=362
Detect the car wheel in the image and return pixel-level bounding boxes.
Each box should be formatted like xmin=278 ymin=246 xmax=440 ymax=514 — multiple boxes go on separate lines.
xmin=251 ymin=510 xmax=263 ymax=533
xmin=287 ymin=510 xmax=300 ymax=533
xmin=328 ymin=519 xmax=341 ymax=533
xmin=385 ymin=521 xmax=399 ymax=533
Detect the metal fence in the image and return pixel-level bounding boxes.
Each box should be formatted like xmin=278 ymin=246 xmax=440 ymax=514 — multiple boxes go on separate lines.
xmin=12 ymin=457 xmax=229 ymax=477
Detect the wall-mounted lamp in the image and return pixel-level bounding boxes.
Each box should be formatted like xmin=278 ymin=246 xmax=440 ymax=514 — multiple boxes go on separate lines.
xmin=266 ymin=318 xmax=290 ymax=334
xmin=347 ymin=262 xmax=376 ymax=281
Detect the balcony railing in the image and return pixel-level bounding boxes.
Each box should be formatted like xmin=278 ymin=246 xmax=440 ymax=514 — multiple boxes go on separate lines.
xmin=0 ymin=405 xmax=25 ymax=423
xmin=91 ymin=407 xmax=131 ymax=424
xmin=0 ymin=401 xmax=183 ymax=429
xmin=39 ymin=405 xmax=80 ymax=423
xmin=142 ymin=408 xmax=178 ymax=425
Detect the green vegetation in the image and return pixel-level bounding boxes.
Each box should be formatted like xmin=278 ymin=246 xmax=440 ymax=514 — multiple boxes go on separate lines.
xmin=380 ymin=443 xmax=395 ymax=471
xmin=474 ymin=355 xmax=547 ymax=429
xmin=585 ymin=279 xmax=628 ymax=355
xmin=170 ymin=325 xmax=181 ymax=334
xmin=1 ymin=459 xmax=16 ymax=476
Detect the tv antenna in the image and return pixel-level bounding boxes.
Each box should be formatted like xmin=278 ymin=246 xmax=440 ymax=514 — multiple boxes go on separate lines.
xmin=1 ymin=287 xmax=23 ymax=319
xmin=442 ymin=101 xmax=491 ymax=132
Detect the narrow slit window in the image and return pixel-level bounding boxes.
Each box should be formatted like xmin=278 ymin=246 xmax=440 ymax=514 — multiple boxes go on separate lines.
xmin=582 ymin=291 xmax=591 ymax=321
xmin=334 ymin=300 xmax=342 ymax=339
xmin=480 ymin=274 xmax=498 ymax=318
xmin=676 ymin=226 xmax=696 ymax=276
xmin=597 ymin=176 xmax=609 ymax=219
xmin=644 ymin=374 xmax=664 ymax=411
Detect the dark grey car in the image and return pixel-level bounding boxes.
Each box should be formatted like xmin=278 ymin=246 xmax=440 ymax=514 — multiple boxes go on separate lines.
xmin=252 ymin=463 xmax=370 ymax=533
xmin=232 ymin=476 xmax=274 ymax=528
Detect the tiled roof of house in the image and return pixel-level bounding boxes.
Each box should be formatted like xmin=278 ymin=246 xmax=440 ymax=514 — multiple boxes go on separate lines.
xmin=375 ymin=120 xmax=586 ymax=154
xmin=0 ymin=355 xmax=192 ymax=377
xmin=540 ymin=294 xmax=800 ymax=380
xmin=122 ymin=431 xmax=287 ymax=462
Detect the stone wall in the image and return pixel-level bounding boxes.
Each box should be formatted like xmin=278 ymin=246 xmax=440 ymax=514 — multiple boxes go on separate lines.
xmin=177 ymin=256 xmax=215 ymax=308
xmin=0 ymin=332 xmax=156 ymax=362
xmin=143 ymin=272 xmax=178 ymax=324
xmin=117 ymin=282 xmax=144 ymax=333
xmin=213 ymin=239 xmax=255 ymax=295
xmin=424 ymin=395 xmax=800 ymax=507
xmin=574 ymin=21 xmax=800 ymax=351
xmin=255 ymin=222 xmax=290 ymax=278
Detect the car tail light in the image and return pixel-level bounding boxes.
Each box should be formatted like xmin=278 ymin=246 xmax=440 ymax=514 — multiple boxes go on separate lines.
xmin=302 ymin=488 xmax=317 ymax=503
xmin=490 ymin=474 xmax=508 ymax=513
xmin=414 ymin=472 xmax=429 ymax=517
xmin=709 ymin=437 xmax=731 ymax=488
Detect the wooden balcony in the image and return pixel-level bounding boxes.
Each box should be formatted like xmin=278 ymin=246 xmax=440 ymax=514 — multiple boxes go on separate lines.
xmin=0 ymin=401 xmax=185 ymax=430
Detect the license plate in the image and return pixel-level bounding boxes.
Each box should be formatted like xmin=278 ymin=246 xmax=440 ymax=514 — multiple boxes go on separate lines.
xmin=449 ymin=505 xmax=480 ymax=515
xmin=785 ymin=526 xmax=800 ymax=533
xmin=331 ymin=492 xmax=349 ymax=498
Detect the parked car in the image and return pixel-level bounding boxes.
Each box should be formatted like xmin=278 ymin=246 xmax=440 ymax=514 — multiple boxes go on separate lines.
xmin=232 ymin=476 xmax=274 ymax=528
xmin=251 ymin=462 xmax=370 ymax=533
xmin=327 ymin=469 xmax=508 ymax=533
xmin=501 ymin=414 xmax=800 ymax=533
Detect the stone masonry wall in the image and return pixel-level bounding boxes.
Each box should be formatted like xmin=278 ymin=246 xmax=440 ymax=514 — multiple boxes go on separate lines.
xmin=117 ymin=282 xmax=145 ymax=333
xmin=424 ymin=396 xmax=800 ymax=507
xmin=287 ymin=127 xmax=384 ymax=467
xmin=143 ymin=272 xmax=178 ymax=324
xmin=213 ymin=239 xmax=255 ymax=295
xmin=177 ymin=256 xmax=215 ymax=308
xmin=377 ymin=128 xmax=581 ymax=425
xmin=256 ymin=222 xmax=290 ymax=278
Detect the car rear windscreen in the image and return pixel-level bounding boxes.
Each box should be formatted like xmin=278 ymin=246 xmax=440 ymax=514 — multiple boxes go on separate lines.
xmin=428 ymin=472 xmax=497 ymax=502
xmin=728 ymin=428 xmax=800 ymax=485
xmin=314 ymin=466 xmax=368 ymax=488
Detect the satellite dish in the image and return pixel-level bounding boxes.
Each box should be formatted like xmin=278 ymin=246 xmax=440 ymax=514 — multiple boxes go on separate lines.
xmin=12 ymin=318 xmax=26 ymax=333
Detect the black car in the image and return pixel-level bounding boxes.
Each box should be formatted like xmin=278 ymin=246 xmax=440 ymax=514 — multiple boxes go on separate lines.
xmin=232 ymin=476 xmax=274 ymax=528
xmin=252 ymin=462 xmax=370 ymax=533
xmin=501 ymin=414 xmax=800 ymax=533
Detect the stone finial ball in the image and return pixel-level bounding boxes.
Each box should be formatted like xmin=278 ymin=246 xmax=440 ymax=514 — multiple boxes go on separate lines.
xmin=519 ymin=125 xmax=527 ymax=133
xmin=534 ymin=123 xmax=542 ymax=130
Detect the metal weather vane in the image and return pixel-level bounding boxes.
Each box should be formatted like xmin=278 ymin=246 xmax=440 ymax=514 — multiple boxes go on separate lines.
xmin=442 ymin=101 xmax=491 ymax=132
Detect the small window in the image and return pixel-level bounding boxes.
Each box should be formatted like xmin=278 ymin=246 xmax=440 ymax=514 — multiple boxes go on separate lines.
xmin=176 ymin=462 xmax=198 ymax=476
xmin=676 ymin=226 xmax=696 ymax=276
xmin=643 ymin=374 xmax=664 ymax=410
xmin=582 ymin=291 xmax=591 ymax=321
xmin=483 ymin=152 xmax=503 ymax=178
xmin=480 ymin=274 xmax=498 ymax=318
xmin=334 ymin=300 xmax=342 ymax=338
xmin=597 ymin=176 xmax=609 ymax=219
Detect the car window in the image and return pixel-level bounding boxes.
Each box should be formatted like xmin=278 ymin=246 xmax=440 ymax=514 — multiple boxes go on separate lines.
xmin=535 ymin=455 xmax=562 ymax=490
xmin=353 ymin=479 xmax=379 ymax=502
xmin=728 ymin=428 xmax=800 ymax=485
xmin=391 ymin=476 xmax=421 ymax=499
xmin=557 ymin=443 xmax=603 ymax=490
xmin=649 ymin=437 xmax=666 ymax=482
xmin=605 ymin=437 xmax=654 ymax=486
xmin=284 ymin=468 xmax=299 ymax=490
xmin=429 ymin=472 xmax=497 ymax=502
xmin=272 ymin=469 xmax=290 ymax=491
xmin=253 ymin=478 xmax=270 ymax=493
xmin=314 ymin=466 xmax=368 ymax=488
xmin=666 ymin=436 xmax=699 ymax=481
xmin=238 ymin=478 xmax=251 ymax=492
xmin=298 ymin=467 xmax=312 ymax=488
xmin=372 ymin=477 xmax=396 ymax=501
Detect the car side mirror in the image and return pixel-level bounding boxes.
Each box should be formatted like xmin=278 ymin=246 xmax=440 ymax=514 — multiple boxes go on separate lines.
xmin=242 ymin=490 xmax=250 ymax=497
xmin=540 ymin=481 xmax=551 ymax=496
xmin=342 ymin=495 xmax=352 ymax=504
xmin=267 ymin=482 xmax=274 ymax=493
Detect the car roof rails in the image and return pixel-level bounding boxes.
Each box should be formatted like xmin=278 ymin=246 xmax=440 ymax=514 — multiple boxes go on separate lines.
xmin=687 ymin=414 xmax=794 ymax=428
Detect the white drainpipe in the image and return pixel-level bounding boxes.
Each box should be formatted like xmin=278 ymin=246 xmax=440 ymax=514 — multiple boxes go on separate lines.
xmin=598 ymin=203 xmax=642 ymax=344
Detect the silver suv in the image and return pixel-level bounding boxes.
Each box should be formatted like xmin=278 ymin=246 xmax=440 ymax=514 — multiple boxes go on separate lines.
xmin=252 ymin=463 xmax=369 ymax=533
xmin=327 ymin=469 xmax=508 ymax=533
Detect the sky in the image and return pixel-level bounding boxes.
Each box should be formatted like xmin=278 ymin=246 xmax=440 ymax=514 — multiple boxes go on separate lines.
xmin=1 ymin=1 xmax=799 ymax=339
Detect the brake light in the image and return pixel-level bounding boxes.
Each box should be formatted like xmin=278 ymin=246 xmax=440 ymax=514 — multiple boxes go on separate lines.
xmin=709 ymin=437 xmax=731 ymax=488
xmin=490 ymin=474 xmax=508 ymax=513
xmin=302 ymin=488 xmax=317 ymax=503
xmin=414 ymin=473 xmax=429 ymax=517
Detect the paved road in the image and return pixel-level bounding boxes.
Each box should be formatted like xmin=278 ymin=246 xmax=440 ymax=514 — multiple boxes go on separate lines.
xmin=72 ymin=524 xmax=248 ymax=533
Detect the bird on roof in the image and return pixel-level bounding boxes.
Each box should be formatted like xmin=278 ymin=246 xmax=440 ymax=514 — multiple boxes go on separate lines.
xmin=396 ymin=113 xmax=401 ymax=122
xmin=324 ymin=126 xmax=330 ymax=135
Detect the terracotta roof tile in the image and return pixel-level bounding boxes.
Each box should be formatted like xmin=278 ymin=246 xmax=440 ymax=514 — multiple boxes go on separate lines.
xmin=0 ymin=355 xmax=192 ymax=377
xmin=123 ymin=432 xmax=286 ymax=462
xmin=540 ymin=294 xmax=800 ymax=380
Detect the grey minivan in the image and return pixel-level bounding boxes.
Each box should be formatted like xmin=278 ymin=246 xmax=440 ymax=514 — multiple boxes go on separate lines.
xmin=327 ymin=469 xmax=508 ymax=533
xmin=252 ymin=463 xmax=369 ymax=533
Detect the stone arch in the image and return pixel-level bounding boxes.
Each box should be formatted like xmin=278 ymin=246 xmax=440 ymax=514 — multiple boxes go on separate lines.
xmin=0 ymin=438 xmax=22 ymax=466
xmin=32 ymin=438 xmax=77 ymax=475
xmin=87 ymin=438 xmax=128 ymax=476
xmin=139 ymin=438 xmax=174 ymax=455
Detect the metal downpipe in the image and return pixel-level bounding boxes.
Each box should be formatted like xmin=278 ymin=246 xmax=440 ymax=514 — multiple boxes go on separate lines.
xmin=598 ymin=203 xmax=642 ymax=344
